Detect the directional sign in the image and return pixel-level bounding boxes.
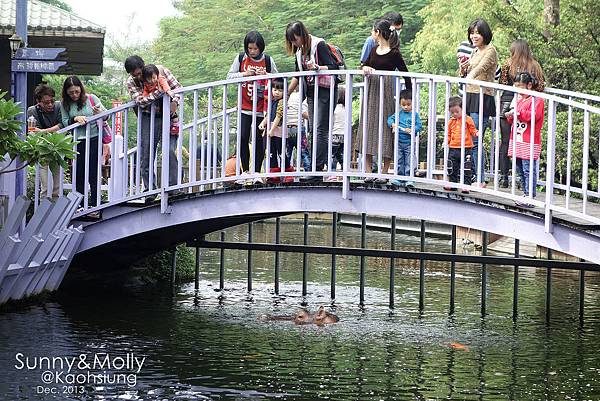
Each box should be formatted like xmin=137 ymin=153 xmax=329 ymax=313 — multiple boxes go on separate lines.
xmin=14 ymin=47 xmax=65 ymax=60
xmin=11 ymin=60 xmax=66 ymax=73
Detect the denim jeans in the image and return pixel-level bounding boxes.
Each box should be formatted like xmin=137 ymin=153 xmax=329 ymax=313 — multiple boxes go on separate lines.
xmin=469 ymin=112 xmax=490 ymax=182
xmin=396 ymin=142 xmax=412 ymax=178
xmin=330 ymin=143 xmax=344 ymax=170
xmin=140 ymin=113 xmax=178 ymax=191
xmin=285 ymin=126 xmax=311 ymax=171
xmin=307 ymin=86 xmax=337 ymax=171
xmin=516 ymin=158 xmax=538 ymax=197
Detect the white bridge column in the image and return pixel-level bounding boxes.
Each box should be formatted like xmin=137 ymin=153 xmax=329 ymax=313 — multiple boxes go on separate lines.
xmin=109 ymin=135 xmax=125 ymax=201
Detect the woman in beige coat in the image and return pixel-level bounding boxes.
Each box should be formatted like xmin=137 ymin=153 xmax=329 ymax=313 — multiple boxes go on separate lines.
xmin=458 ymin=19 xmax=498 ymax=187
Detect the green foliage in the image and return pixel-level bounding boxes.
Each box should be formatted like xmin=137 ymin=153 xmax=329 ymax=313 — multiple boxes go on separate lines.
xmin=0 ymin=92 xmax=77 ymax=174
xmin=154 ymin=0 xmax=429 ymax=85
xmin=412 ymin=0 xmax=600 ymax=94
xmin=38 ymin=0 xmax=72 ymax=12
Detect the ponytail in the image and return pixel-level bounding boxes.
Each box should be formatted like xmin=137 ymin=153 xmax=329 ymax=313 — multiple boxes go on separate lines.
xmin=373 ymin=19 xmax=399 ymax=50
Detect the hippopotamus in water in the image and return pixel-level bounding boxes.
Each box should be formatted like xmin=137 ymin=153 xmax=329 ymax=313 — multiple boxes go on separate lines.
xmin=261 ymin=305 xmax=339 ymax=325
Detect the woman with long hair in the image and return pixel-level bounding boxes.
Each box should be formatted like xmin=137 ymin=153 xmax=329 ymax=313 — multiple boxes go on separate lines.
xmin=60 ymin=75 xmax=106 ymax=209
xmin=458 ymin=19 xmax=498 ymax=187
xmin=498 ymin=39 xmax=545 ymax=187
xmin=359 ymin=18 xmax=411 ymax=184
xmin=285 ymin=21 xmax=340 ymax=182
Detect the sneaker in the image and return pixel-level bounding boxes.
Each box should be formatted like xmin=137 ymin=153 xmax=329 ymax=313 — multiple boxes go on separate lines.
xmin=405 ymin=181 xmax=415 ymax=188
xmin=500 ymin=176 xmax=509 ymax=188
xmin=325 ymin=175 xmax=338 ymax=182
xmin=443 ymin=185 xmax=457 ymax=191
xmin=252 ymin=177 xmax=265 ymax=185
xmin=471 ymin=181 xmax=487 ymax=188
xmin=363 ymin=177 xmax=375 ymax=184
xmin=461 ymin=189 xmax=470 ymax=194
xmin=374 ymin=177 xmax=388 ymax=185
xmin=390 ymin=179 xmax=404 ymax=187
xmin=235 ymin=172 xmax=250 ymax=186
xmin=300 ymin=175 xmax=321 ymax=184
xmin=515 ymin=197 xmax=535 ymax=208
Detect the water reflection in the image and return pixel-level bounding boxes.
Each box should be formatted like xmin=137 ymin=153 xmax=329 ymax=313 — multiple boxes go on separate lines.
xmin=1 ymin=217 xmax=600 ymax=400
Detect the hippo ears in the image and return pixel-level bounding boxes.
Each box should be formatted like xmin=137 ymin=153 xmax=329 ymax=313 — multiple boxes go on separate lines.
xmin=315 ymin=305 xmax=326 ymax=318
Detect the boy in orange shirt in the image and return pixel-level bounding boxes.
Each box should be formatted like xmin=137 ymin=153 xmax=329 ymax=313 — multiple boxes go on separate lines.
xmin=445 ymin=96 xmax=478 ymax=192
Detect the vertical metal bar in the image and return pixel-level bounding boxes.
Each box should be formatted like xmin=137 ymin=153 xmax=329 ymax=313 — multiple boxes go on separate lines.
xmin=176 ymin=96 xmax=183 ymax=186
xmin=360 ymin=213 xmax=366 ymax=306
xmin=296 ymin=79 xmax=303 ymax=174
xmin=251 ymin=80 xmax=258 ymax=174
xmin=393 ymin=77 xmax=400 ymax=181
xmin=275 ymin=217 xmax=281 ymax=295
xmin=410 ymin=79 xmax=417 ymax=180
xmin=247 ymin=222 xmax=253 ymax=292
xmin=544 ymin=99 xmax=557 ymax=233
xmin=195 ymin=246 xmax=200 ymax=290
xmin=582 ymin=110 xmax=590 ymax=215
xmin=235 ymin=84 xmax=242 ymax=176
xmin=527 ymin=97 xmax=535 ymax=200
xmin=419 ymin=219 xmax=425 ymax=312
xmin=327 ymin=76 xmax=335 ymax=173
xmin=206 ymin=88 xmax=214 ymax=183
xmin=331 ymin=212 xmax=337 ymax=300
xmin=493 ymin=95 xmax=501 ymax=190
xmin=96 ymin=120 xmax=103 ymax=206
xmin=312 ymin=83 xmax=319 ymax=173
xmin=390 ymin=216 xmax=396 ymax=309
xmin=510 ymin=93 xmax=518 ymax=195
xmin=481 ymin=231 xmax=488 ymax=317
xmin=450 ymin=225 xmax=456 ymax=315
xmin=135 ymin=108 xmax=142 ymax=194
xmin=513 ymin=239 xmax=520 ymax=321
xmin=219 ymin=232 xmax=225 ymax=290
xmin=361 ymin=79 xmax=368 ymax=175
xmin=579 ymin=265 xmax=585 ymax=325
xmin=122 ymin=108 xmax=129 ymax=196
xmin=265 ymin=79 xmax=272 ymax=177
xmin=149 ymin=104 xmax=155 ymax=191
xmin=303 ymin=213 xmax=308 ymax=296
xmin=459 ymin=90 xmax=467 ymax=186
xmin=443 ymin=81 xmax=450 ymax=183
xmin=191 ymin=90 xmax=199 ymax=188
xmin=565 ymin=102 xmax=573 ymax=209
xmin=221 ymin=86 xmax=228 ymax=181
xmin=546 ymin=248 xmax=552 ymax=323
xmin=426 ymin=79 xmax=435 ymax=179
xmin=476 ymin=88 xmax=484 ymax=185
xmin=161 ymin=95 xmax=171 ymax=212
xmin=377 ymin=75 xmax=384 ymax=175
xmin=83 ymin=124 xmax=91 ymax=209
xmin=342 ymin=74 xmax=353 ymax=199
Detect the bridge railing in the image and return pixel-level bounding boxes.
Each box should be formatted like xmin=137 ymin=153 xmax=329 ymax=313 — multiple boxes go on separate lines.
xmin=31 ymin=71 xmax=600 ymax=231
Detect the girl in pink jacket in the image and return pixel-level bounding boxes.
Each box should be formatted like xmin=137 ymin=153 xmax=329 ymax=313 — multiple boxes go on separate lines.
xmin=506 ymin=72 xmax=545 ymax=206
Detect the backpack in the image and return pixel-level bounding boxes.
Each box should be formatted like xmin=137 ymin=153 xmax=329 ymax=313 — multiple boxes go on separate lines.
xmin=327 ymin=43 xmax=346 ymax=83
xmin=238 ymin=52 xmax=272 ymax=73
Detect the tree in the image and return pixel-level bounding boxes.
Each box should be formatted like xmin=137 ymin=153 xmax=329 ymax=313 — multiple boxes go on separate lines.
xmin=38 ymin=0 xmax=72 ymax=12
xmin=543 ymin=0 xmax=560 ymax=38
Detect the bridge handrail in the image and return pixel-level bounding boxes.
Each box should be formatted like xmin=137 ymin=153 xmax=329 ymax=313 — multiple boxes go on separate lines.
xmin=25 ymin=70 xmax=600 ymax=237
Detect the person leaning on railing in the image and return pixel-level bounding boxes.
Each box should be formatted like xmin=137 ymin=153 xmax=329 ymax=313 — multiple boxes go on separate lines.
xmin=358 ymin=18 xmax=411 ymax=184
xmin=458 ymin=18 xmax=498 ymax=188
xmin=498 ymin=39 xmax=545 ymax=188
xmin=285 ymin=20 xmax=339 ymax=183
xmin=124 ymin=55 xmax=182 ymax=200
xmin=27 ymin=83 xmax=64 ymax=201
xmin=60 ymin=76 xmax=105 ymax=209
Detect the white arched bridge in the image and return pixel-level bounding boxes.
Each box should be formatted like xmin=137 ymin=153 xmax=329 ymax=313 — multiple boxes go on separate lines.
xmin=21 ymin=71 xmax=600 ymax=267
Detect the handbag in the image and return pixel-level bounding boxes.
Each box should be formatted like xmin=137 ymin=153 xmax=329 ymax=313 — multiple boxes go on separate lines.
xmin=88 ymin=94 xmax=112 ymax=144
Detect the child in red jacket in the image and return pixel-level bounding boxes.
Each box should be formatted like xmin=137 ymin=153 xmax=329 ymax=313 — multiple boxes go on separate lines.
xmin=506 ymin=72 xmax=545 ymax=207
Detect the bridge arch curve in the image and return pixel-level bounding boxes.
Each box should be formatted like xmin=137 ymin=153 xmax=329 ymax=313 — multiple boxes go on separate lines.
xmin=74 ymin=186 xmax=600 ymax=268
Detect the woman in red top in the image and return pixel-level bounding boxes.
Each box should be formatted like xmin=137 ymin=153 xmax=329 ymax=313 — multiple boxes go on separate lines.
xmin=227 ymin=31 xmax=278 ymax=183
xmin=506 ymin=72 xmax=545 ymax=206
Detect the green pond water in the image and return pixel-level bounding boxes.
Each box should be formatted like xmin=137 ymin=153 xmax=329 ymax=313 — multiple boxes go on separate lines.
xmin=1 ymin=216 xmax=599 ymax=400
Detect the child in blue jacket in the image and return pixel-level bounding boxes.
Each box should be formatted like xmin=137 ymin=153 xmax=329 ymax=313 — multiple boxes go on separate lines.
xmin=387 ymin=89 xmax=422 ymax=186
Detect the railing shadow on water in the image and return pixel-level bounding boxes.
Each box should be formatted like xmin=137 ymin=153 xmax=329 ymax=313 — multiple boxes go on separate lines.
xmin=32 ymin=70 xmax=600 ymax=231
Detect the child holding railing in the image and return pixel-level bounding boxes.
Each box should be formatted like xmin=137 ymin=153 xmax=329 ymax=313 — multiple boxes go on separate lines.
xmin=444 ymin=96 xmax=478 ymax=194
xmin=387 ymin=89 xmax=422 ymax=187
xmin=505 ymin=72 xmax=545 ymax=208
